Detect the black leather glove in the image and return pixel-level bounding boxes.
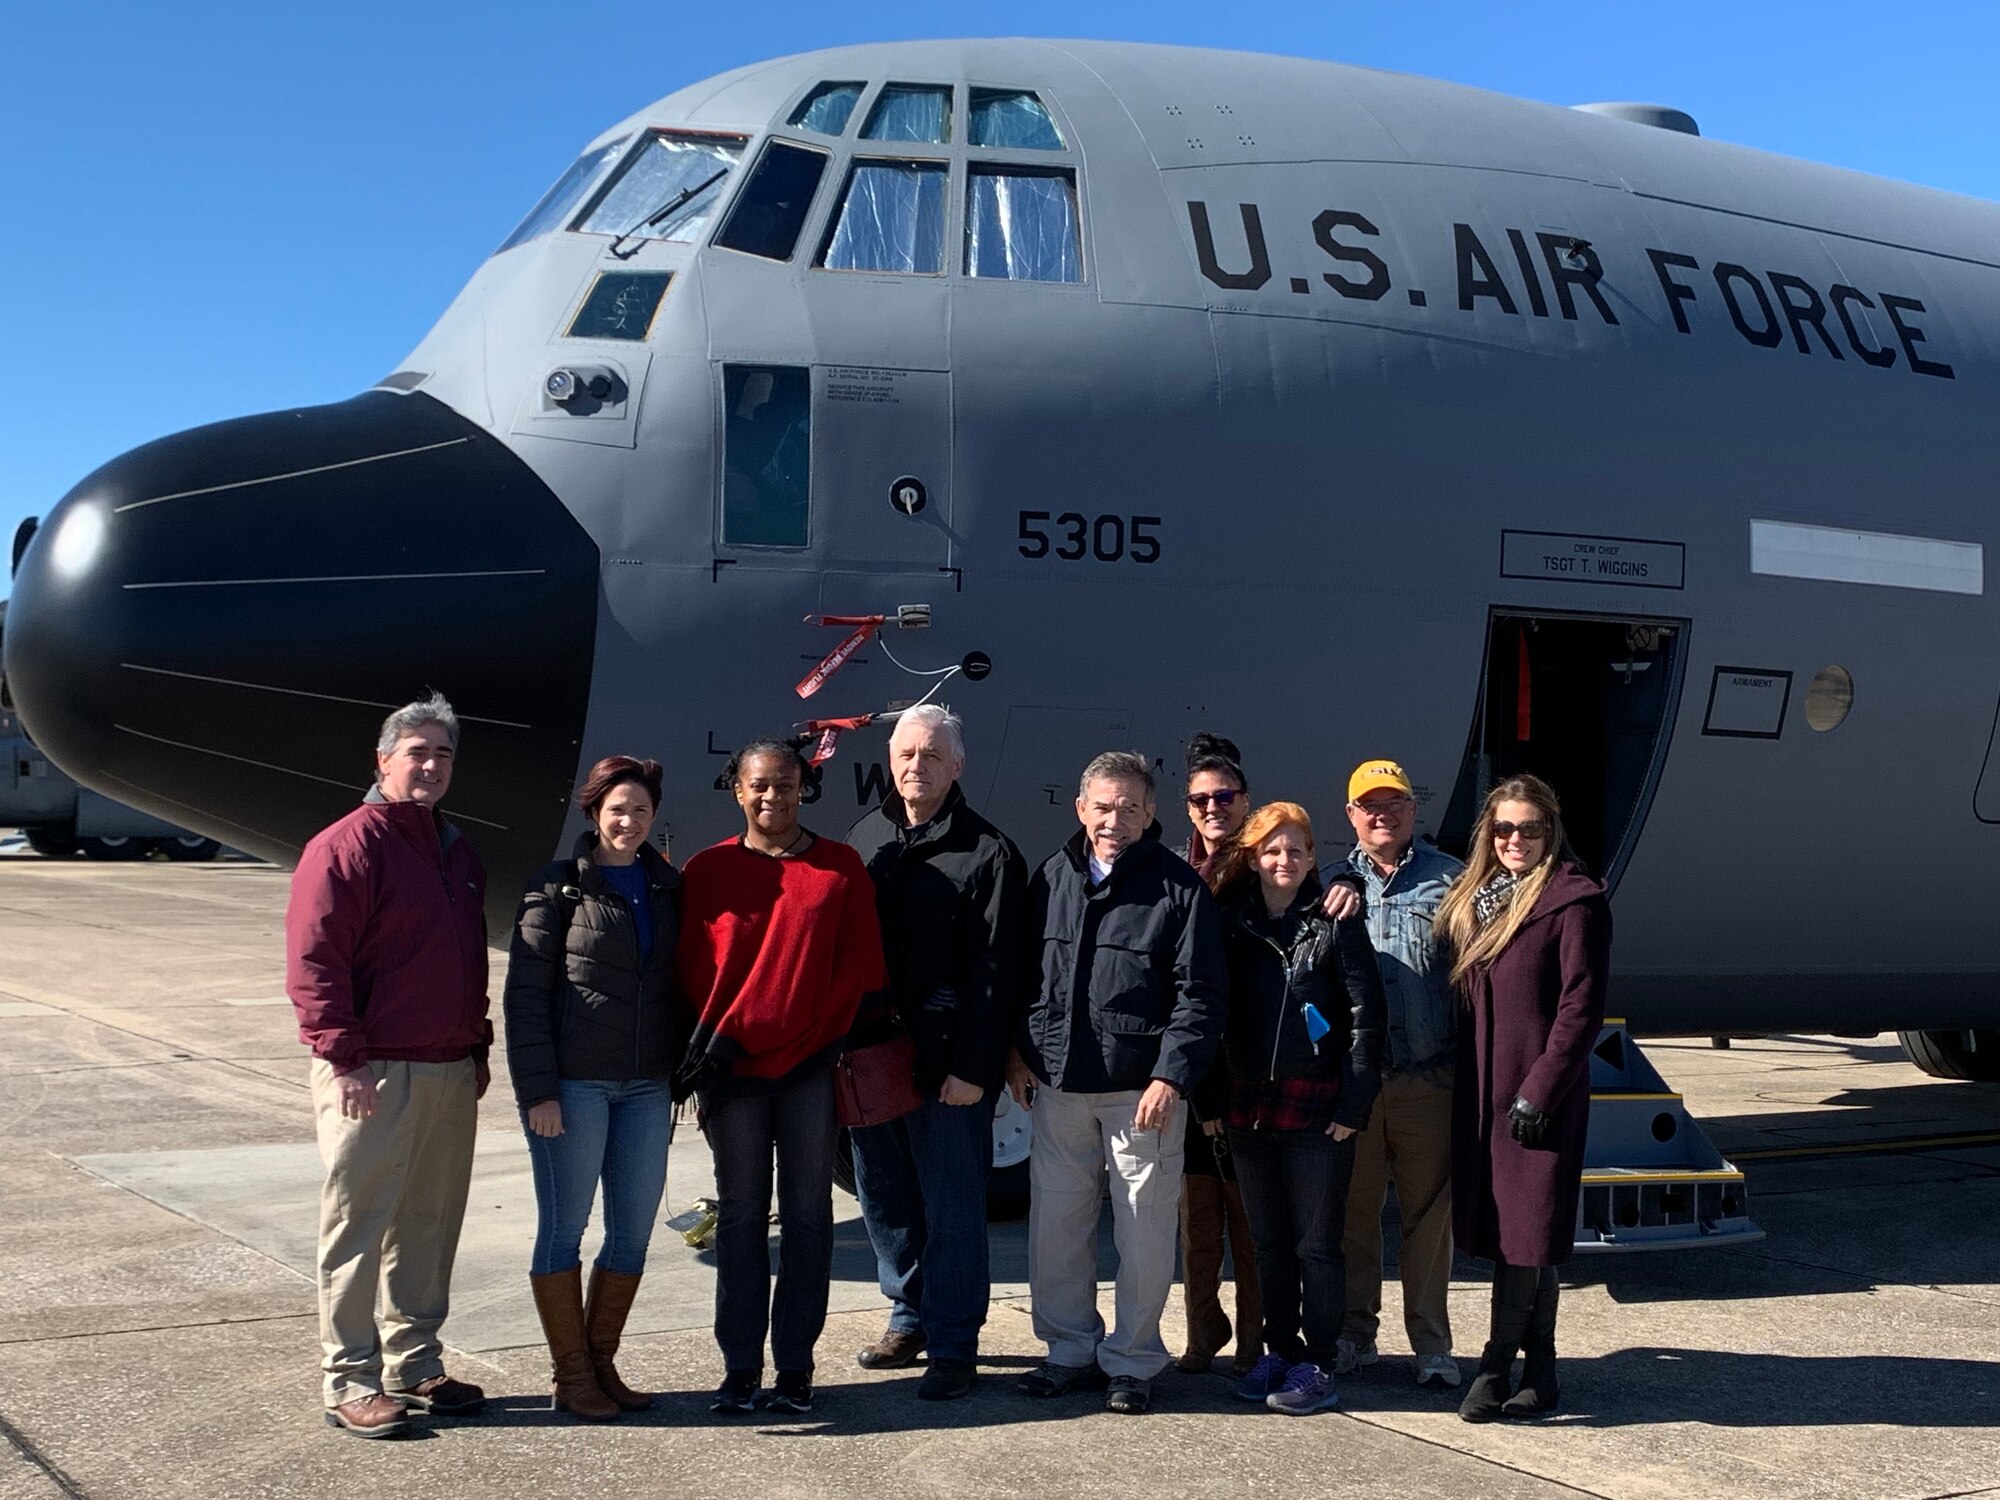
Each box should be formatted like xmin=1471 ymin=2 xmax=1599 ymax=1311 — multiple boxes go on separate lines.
xmin=1508 ymin=1094 xmax=1549 ymax=1146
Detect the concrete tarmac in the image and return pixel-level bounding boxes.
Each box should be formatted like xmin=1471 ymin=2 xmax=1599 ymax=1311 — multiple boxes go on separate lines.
xmin=2 ymin=849 xmax=1998 ymax=1499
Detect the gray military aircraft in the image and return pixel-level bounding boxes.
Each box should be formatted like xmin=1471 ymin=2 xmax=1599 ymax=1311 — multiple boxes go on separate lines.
xmin=4 ymin=40 xmax=1994 ymax=1092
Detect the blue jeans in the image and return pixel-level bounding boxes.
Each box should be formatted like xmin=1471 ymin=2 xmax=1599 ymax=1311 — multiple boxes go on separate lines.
xmin=522 ymin=1077 xmax=674 ymax=1276
xmin=850 ymin=1092 xmax=996 ymax=1361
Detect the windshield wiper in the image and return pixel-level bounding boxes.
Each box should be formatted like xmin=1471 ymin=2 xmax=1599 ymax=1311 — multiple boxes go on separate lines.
xmin=608 ymin=168 xmax=729 ymax=259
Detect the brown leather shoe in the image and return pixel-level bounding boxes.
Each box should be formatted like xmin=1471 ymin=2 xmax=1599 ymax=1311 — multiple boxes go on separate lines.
xmin=323 ymin=1394 xmax=410 ymax=1438
xmin=855 ymin=1327 xmax=927 ymax=1369
xmin=387 ymin=1374 xmax=486 ymax=1415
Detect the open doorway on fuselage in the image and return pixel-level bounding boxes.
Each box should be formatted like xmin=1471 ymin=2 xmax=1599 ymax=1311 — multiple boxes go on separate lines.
xmin=1436 ymin=609 xmax=1689 ymax=892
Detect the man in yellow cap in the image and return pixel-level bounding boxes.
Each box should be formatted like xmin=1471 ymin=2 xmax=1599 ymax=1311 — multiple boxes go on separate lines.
xmin=1334 ymin=760 xmax=1465 ymax=1390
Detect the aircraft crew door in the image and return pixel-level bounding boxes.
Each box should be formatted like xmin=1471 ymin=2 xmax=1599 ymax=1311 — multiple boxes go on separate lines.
xmin=1438 ymin=610 xmax=1689 ymax=891
xmin=810 ymin=365 xmax=953 ymax=571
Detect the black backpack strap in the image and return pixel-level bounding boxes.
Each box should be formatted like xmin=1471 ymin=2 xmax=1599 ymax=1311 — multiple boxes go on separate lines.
xmin=553 ymin=859 xmax=585 ymax=945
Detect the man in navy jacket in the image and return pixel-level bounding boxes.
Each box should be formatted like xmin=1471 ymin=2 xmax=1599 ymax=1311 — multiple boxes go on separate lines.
xmin=1009 ymin=751 xmax=1226 ymax=1415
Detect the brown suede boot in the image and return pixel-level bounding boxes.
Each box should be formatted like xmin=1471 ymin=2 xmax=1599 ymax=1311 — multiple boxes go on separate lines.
xmin=1220 ymin=1178 xmax=1265 ymax=1375
xmin=584 ymin=1267 xmax=654 ymax=1411
xmin=1177 ymin=1174 xmax=1232 ymax=1370
xmin=531 ymin=1268 xmax=619 ymax=1421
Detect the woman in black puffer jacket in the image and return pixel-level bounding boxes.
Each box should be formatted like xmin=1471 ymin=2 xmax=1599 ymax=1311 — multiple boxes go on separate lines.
xmin=505 ymin=755 xmax=684 ymax=1422
xmin=1202 ymin=801 xmax=1385 ymax=1417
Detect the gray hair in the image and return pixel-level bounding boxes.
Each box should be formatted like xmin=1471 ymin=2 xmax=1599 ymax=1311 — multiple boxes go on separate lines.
xmin=891 ymin=704 xmax=965 ymax=762
xmin=376 ymin=692 xmax=460 ymax=756
xmin=1078 ymin=750 xmax=1155 ymax=801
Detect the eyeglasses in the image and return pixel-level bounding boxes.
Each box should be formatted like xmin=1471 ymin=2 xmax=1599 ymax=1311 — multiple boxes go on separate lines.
xmin=1492 ymin=820 xmax=1550 ymax=842
xmin=1186 ymin=789 xmax=1241 ymax=811
xmin=1349 ymin=796 xmax=1413 ymax=819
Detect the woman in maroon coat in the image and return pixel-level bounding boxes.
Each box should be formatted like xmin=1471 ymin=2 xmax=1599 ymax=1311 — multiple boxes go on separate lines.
xmin=1435 ymin=775 xmax=1609 ymax=1422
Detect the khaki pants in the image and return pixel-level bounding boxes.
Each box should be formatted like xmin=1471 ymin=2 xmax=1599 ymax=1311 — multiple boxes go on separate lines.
xmin=1027 ymin=1085 xmax=1184 ymax=1381
xmin=311 ymin=1057 xmax=477 ymax=1407
xmin=1340 ymin=1066 xmax=1454 ymax=1357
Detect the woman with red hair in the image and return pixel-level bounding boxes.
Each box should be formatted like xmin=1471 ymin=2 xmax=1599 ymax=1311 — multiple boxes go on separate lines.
xmin=1206 ymin=802 xmax=1385 ymax=1417
xmin=505 ymin=754 xmax=683 ymax=1421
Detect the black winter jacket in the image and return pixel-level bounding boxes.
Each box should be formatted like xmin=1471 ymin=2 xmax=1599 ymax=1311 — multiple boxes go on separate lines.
xmin=503 ymin=835 xmax=685 ymax=1108
xmin=1020 ymin=823 xmax=1226 ymax=1095
xmin=1208 ymin=872 xmax=1387 ymax=1131
xmin=847 ymin=785 xmax=1029 ymax=1094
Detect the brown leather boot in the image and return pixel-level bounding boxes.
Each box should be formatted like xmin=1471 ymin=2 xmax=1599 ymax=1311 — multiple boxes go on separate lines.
xmin=531 ymin=1268 xmax=619 ymax=1421
xmin=584 ymin=1266 xmax=654 ymax=1411
xmin=1177 ymin=1174 xmax=1232 ymax=1370
xmin=855 ymin=1327 xmax=927 ymax=1369
xmin=1220 ymin=1177 xmax=1265 ymax=1375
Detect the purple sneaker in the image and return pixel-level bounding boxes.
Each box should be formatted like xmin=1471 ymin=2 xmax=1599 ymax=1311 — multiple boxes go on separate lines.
xmin=1267 ymin=1362 xmax=1339 ymax=1415
xmin=1233 ymin=1353 xmax=1293 ymax=1403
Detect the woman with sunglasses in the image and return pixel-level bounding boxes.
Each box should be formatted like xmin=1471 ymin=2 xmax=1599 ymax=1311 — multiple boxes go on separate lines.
xmin=1174 ymin=734 xmax=1264 ymax=1374
xmin=1434 ymin=775 xmax=1609 ymax=1422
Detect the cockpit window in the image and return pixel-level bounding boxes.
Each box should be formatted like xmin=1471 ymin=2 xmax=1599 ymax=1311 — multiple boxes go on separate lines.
xmin=968 ymin=90 xmax=1064 ymax=150
xmin=819 ymin=160 xmax=948 ymax=275
xmin=713 ymin=140 xmax=830 ymax=262
xmin=966 ymin=167 xmax=1082 ymax=283
xmin=574 ymin=133 xmax=744 ymax=243
xmin=789 ymin=81 xmax=865 ymax=137
xmin=723 ymin=365 xmax=811 ymax=547
xmin=861 ymin=84 xmax=953 ymax=144
xmin=496 ymin=137 xmax=630 ymax=254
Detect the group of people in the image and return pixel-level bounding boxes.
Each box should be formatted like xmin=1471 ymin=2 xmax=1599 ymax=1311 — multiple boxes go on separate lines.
xmin=285 ymin=693 xmax=1610 ymax=1440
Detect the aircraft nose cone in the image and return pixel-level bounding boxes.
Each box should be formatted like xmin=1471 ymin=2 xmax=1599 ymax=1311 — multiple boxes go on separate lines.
xmin=3 ymin=391 xmax=600 ymax=884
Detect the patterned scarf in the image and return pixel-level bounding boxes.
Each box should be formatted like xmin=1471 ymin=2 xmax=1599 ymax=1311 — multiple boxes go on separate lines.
xmin=1472 ymin=869 xmax=1522 ymax=928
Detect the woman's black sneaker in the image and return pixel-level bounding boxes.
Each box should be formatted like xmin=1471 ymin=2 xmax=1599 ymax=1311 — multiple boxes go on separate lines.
xmin=710 ymin=1369 xmax=761 ymax=1414
xmin=767 ymin=1370 xmax=814 ymax=1414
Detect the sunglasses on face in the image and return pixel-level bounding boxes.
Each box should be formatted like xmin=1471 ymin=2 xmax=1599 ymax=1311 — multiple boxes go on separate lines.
xmin=1186 ymin=789 xmax=1241 ymax=811
xmin=1492 ymin=820 xmax=1550 ymax=842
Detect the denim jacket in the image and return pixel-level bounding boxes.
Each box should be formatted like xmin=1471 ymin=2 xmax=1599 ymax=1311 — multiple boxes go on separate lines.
xmin=1342 ymin=839 xmax=1464 ymax=1074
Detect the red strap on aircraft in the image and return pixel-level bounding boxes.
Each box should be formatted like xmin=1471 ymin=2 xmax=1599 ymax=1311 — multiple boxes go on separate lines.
xmin=799 ymin=714 xmax=876 ymax=766
xmin=796 ymin=616 xmax=885 ymax=699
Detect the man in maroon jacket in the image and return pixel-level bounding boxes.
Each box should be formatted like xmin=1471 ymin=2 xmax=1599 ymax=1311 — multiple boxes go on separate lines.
xmin=287 ymin=693 xmax=491 ymax=1437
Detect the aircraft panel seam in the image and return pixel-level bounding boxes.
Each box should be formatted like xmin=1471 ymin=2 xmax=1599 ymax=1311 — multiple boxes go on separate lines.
xmin=112 ymin=438 xmax=472 ymax=514
xmin=1632 ymin=190 xmax=2000 ymax=272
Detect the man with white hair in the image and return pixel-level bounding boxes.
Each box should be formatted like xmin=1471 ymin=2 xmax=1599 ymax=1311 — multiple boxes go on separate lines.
xmin=287 ymin=693 xmax=492 ymax=1436
xmin=845 ymin=705 xmax=1027 ymax=1400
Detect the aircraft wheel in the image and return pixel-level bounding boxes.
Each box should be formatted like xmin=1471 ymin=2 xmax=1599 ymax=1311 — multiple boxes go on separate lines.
xmin=986 ymin=1160 xmax=1031 ymax=1222
xmin=78 ymin=834 xmax=146 ymax=861
xmin=24 ymin=826 xmax=78 ymax=858
xmin=161 ymin=835 xmax=222 ymax=862
xmin=1898 ymin=1029 xmax=2000 ymax=1082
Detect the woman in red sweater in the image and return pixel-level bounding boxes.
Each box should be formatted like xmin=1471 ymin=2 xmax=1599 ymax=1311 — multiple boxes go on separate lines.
xmin=678 ymin=739 xmax=886 ymax=1418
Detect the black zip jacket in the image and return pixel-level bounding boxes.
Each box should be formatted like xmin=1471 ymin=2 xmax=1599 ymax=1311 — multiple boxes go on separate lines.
xmin=1205 ymin=872 xmax=1387 ymax=1131
xmin=503 ymin=834 xmax=685 ymax=1108
xmin=845 ymin=784 xmax=1028 ymax=1093
xmin=1020 ymin=822 xmax=1226 ymax=1095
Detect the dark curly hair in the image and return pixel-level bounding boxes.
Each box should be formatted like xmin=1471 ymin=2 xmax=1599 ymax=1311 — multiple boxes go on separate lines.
xmin=723 ymin=737 xmax=811 ymax=786
xmin=1185 ymin=731 xmax=1247 ymax=793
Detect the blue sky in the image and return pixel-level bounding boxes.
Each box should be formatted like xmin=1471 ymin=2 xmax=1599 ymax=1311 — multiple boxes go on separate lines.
xmin=3 ymin=0 xmax=1996 ymax=583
